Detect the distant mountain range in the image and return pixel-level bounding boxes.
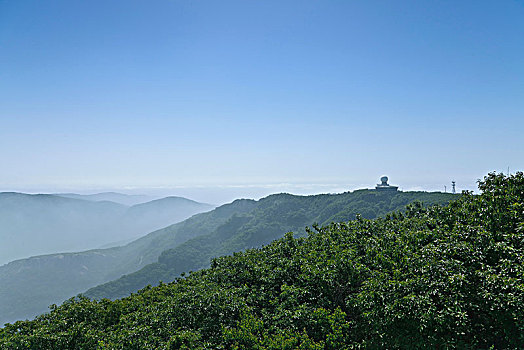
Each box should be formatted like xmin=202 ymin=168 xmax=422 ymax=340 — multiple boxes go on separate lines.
xmin=0 ymin=192 xmax=214 ymax=265
xmin=55 ymin=192 xmax=157 ymax=206
xmin=0 ymin=189 xmax=456 ymax=325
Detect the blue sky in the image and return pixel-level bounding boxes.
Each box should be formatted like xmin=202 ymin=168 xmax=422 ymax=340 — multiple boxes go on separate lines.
xmin=1 ymin=0 xmax=523 ymax=203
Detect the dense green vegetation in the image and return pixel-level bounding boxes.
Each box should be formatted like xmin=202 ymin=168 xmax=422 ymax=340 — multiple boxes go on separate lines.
xmin=85 ymin=190 xmax=454 ymax=300
xmin=2 ymin=172 xmax=522 ymax=349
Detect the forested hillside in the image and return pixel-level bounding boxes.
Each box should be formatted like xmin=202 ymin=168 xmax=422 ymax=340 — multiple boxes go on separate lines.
xmin=1 ymin=172 xmax=521 ymax=349
xmin=0 ymin=190 xmax=452 ymax=325
xmin=0 ymin=199 xmax=251 ymax=325
xmin=85 ymin=190 xmax=454 ymax=300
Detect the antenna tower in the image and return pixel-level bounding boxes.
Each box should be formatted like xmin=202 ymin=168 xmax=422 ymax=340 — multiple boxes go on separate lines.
xmin=451 ymin=181 xmax=456 ymax=194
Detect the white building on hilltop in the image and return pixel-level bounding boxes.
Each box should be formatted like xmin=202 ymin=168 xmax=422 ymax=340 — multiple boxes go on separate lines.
xmin=375 ymin=176 xmax=398 ymax=192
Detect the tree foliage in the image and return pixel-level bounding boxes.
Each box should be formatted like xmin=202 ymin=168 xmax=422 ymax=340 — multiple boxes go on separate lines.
xmin=1 ymin=172 xmax=523 ymax=349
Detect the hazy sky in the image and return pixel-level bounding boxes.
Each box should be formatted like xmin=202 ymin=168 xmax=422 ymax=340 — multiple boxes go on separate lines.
xmin=1 ymin=0 xmax=523 ymax=203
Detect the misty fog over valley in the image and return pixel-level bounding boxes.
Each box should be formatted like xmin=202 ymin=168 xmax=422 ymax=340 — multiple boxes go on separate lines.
xmin=0 ymin=192 xmax=213 ymax=265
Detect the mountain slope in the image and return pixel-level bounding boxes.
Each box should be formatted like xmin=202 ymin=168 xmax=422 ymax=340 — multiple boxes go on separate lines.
xmin=1 ymin=173 xmax=521 ymax=349
xmin=122 ymin=196 xmax=214 ymax=234
xmin=0 ymin=191 xmax=454 ymax=325
xmin=85 ymin=190 xmax=456 ymax=300
xmin=0 ymin=199 xmax=253 ymax=325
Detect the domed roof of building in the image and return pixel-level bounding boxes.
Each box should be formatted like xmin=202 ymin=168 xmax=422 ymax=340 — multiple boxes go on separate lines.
xmin=376 ymin=175 xmax=398 ymax=191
